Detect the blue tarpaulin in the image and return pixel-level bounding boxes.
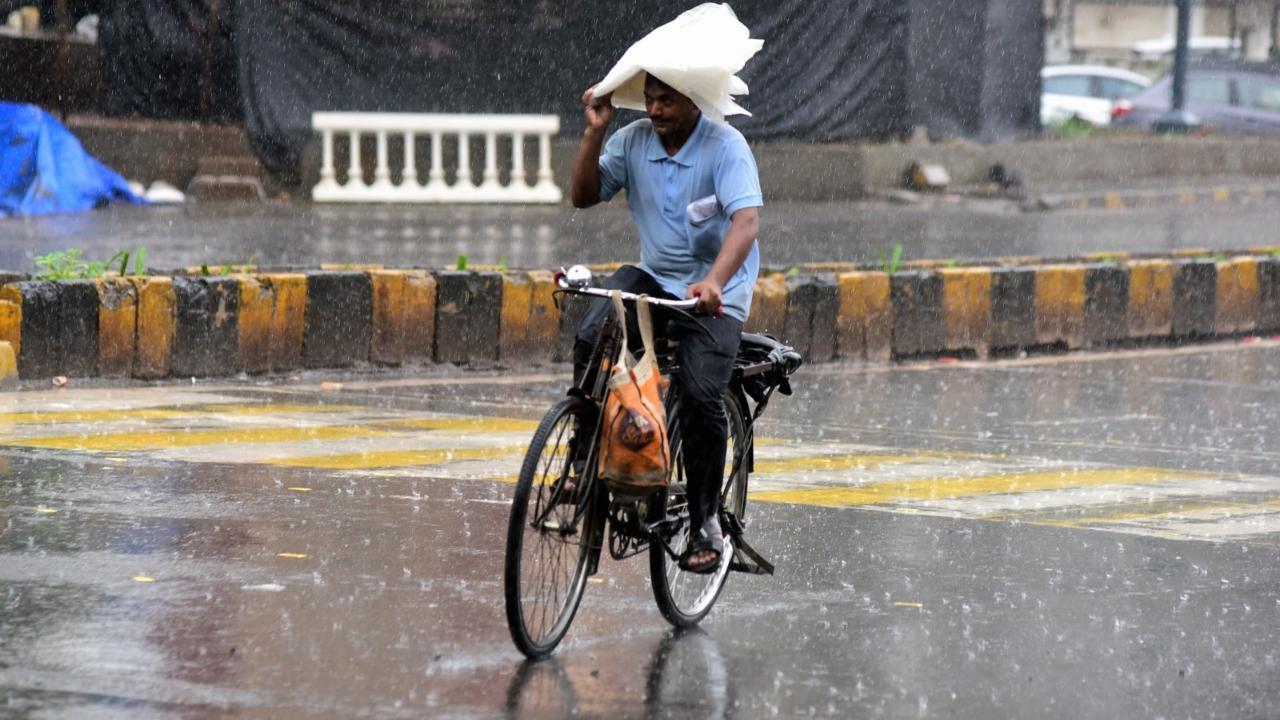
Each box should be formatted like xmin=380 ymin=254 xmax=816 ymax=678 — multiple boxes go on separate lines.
xmin=0 ymin=102 xmax=144 ymax=217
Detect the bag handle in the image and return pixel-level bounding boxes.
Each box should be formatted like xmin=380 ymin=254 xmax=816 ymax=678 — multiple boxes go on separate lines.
xmin=635 ymin=295 xmax=657 ymax=359
xmin=609 ymin=291 xmax=630 ymax=372
xmin=609 ymin=291 xmax=659 ymax=370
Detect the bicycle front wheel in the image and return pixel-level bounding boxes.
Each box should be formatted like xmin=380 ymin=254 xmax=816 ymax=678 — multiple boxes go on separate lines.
xmin=650 ymin=391 xmax=748 ymax=627
xmin=504 ymin=396 xmax=599 ymax=658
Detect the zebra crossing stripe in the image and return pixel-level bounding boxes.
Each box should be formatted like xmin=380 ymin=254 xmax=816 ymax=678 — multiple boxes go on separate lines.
xmin=750 ymin=468 xmax=1210 ymax=509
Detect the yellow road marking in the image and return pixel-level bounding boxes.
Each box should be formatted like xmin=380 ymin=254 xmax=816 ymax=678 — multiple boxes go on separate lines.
xmin=753 ymin=450 xmax=997 ymax=475
xmin=893 ymin=601 xmax=924 ymax=608
xmin=0 ymin=403 xmax=360 ymax=426
xmin=16 ymin=425 xmax=392 ymax=452
xmin=375 ymin=417 xmax=539 ymax=433
xmin=1026 ymin=495 xmax=1280 ymax=529
xmin=752 ymin=468 xmax=1210 ymax=508
xmin=267 ymin=446 xmax=522 ymax=470
xmin=287 ymin=486 xmax=312 ymax=492
xmin=277 ymin=553 xmax=307 ymax=559
xmin=132 ymin=576 xmax=155 ymax=583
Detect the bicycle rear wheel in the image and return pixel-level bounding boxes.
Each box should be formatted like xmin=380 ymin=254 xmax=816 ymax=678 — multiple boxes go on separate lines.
xmin=504 ymin=396 xmax=599 ymax=658
xmin=649 ymin=391 xmax=748 ymax=627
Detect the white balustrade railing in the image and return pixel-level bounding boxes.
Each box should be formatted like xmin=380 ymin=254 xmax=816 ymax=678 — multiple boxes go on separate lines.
xmin=311 ymin=112 xmax=562 ymax=204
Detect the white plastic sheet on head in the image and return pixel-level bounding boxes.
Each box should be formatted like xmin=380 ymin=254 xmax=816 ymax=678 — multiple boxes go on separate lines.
xmin=589 ymin=3 xmax=763 ymax=121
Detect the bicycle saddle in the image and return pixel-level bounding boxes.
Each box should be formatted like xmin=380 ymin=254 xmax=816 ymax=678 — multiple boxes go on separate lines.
xmin=738 ymin=333 xmax=803 ymax=376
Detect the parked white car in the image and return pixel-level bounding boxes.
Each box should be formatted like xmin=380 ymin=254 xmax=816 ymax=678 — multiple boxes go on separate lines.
xmin=1041 ymin=65 xmax=1152 ymax=127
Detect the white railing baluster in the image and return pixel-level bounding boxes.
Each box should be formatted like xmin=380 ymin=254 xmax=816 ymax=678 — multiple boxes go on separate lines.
xmin=402 ymin=131 xmax=417 ymax=187
xmin=372 ymin=131 xmax=392 ymax=191
xmin=479 ymin=131 xmax=501 ymax=196
xmin=511 ymin=133 xmax=527 ymax=188
xmin=314 ymin=129 xmax=339 ymax=199
xmin=312 ymin=112 xmax=562 ymax=203
xmin=427 ymin=131 xmax=446 ymax=199
xmin=534 ymin=131 xmax=558 ymax=202
xmin=348 ymin=131 xmax=362 ymax=187
xmin=457 ymin=132 xmax=472 ymax=190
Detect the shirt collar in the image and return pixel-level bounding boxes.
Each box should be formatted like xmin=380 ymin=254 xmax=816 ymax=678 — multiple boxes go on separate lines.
xmin=645 ymin=114 xmax=705 ymax=167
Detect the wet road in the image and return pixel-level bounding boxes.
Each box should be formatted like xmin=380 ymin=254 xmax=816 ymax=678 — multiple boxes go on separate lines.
xmin=2 ymin=341 xmax=1280 ymax=718
xmin=4 ymin=198 xmax=1280 ymax=274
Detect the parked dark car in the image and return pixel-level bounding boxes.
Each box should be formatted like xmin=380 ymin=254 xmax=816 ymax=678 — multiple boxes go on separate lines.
xmin=1112 ymin=63 xmax=1280 ymax=134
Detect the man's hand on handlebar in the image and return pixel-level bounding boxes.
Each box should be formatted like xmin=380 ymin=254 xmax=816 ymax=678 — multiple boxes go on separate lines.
xmin=686 ymin=279 xmax=724 ymax=317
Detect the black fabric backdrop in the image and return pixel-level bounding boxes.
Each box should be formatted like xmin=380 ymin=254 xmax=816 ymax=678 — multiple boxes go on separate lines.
xmin=88 ymin=0 xmax=1041 ymax=178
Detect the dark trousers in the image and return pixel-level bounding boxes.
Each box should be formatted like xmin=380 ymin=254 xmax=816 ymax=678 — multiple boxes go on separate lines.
xmin=572 ymin=266 xmax=743 ymax=532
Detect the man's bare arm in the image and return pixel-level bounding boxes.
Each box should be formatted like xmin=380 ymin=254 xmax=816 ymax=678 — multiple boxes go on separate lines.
xmin=570 ymin=87 xmax=613 ymax=208
xmin=686 ymin=206 xmax=760 ymax=316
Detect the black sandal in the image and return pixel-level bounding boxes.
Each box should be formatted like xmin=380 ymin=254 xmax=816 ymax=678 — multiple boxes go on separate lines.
xmin=678 ymin=517 xmax=724 ymax=574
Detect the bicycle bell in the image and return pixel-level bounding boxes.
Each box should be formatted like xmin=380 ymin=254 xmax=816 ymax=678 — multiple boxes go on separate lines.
xmin=564 ymin=264 xmax=593 ymax=289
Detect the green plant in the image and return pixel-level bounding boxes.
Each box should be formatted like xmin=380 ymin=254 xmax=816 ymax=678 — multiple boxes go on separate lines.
xmin=1051 ymin=115 xmax=1095 ymax=138
xmin=497 ymin=254 xmax=509 ymax=273
xmin=134 ymin=246 xmax=146 ymax=276
xmin=943 ymin=259 xmax=959 ymax=269
xmin=34 ymin=249 xmax=107 ymax=280
xmin=457 ymin=254 xmax=468 ymax=271
xmin=200 ymin=263 xmax=211 ymax=277
xmin=785 ymin=265 xmax=800 ymax=277
xmin=877 ymin=244 xmax=904 ymax=274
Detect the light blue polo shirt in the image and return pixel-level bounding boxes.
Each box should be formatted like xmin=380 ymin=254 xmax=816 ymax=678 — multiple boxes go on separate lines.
xmin=597 ymin=115 xmax=763 ymax=322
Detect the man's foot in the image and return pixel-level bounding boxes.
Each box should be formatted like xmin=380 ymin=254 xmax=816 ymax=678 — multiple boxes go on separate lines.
xmin=678 ymin=516 xmax=724 ymax=574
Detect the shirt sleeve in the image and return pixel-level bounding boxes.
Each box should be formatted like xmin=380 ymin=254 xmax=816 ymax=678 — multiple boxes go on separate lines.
xmin=597 ymin=127 xmax=629 ymax=202
xmin=714 ymin=137 xmax=764 ymax=217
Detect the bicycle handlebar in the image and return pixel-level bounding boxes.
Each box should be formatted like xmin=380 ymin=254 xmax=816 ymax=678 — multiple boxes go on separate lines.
xmin=554 ymin=265 xmax=700 ymax=310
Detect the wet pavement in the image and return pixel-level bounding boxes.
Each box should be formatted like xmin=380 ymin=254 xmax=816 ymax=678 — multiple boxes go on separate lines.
xmin=2 ymin=340 xmax=1280 ymax=717
xmin=5 ymin=198 xmax=1280 ymax=274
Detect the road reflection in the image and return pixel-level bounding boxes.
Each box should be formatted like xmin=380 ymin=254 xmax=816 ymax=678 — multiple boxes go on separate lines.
xmin=504 ymin=628 xmax=732 ymax=720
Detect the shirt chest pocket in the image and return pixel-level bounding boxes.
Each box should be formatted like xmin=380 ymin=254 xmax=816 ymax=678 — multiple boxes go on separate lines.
xmin=686 ymin=194 xmax=721 ymax=261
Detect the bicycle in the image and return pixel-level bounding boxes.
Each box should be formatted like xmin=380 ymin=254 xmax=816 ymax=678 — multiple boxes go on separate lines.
xmin=503 ymin=265 xmax=803 ymax=659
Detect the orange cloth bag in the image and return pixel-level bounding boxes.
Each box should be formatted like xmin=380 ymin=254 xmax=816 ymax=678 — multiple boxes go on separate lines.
xmin=598 ymin=292 xmax=671 ymax=495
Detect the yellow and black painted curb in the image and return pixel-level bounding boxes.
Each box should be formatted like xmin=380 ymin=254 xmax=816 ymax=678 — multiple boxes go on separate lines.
xmin=2 ymin=252 xmax=1280 ymax=381
xmin=1034 ymin=183 xmax=1280 ymax=212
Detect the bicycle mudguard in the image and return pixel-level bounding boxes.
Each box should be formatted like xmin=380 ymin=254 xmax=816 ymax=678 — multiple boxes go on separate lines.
xmin=721 ymin=512 xmax=774 ymax=575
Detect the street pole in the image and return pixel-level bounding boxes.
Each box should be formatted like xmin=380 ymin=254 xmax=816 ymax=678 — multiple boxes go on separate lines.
xmin=1154 ymin=0 xmax=1201 ymax=133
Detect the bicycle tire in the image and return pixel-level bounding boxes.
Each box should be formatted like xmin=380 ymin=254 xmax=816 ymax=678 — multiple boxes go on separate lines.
xmin=649 ymin=390 xmax=748 ymax=627
xmin=504 ymin=396 xmax=599 ymax=658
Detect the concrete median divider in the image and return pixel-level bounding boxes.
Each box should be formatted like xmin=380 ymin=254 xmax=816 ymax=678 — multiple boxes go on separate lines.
xmin=1173 ymin=259 xmax=1217 ymax=339
xmin=435 ymin=271 xmax=501 ymax=366
xmin=941 ymin=267 xmax=992 ymax=358
xmin=745 ymin=272 xmax=787 ymax=339
xmin=5 ymin=281 xmax=60 ymax=379
xmin=238 ymin=274 xmax=309 ymax=373
xmin=371 ymin=270 xmax=435 ymax=366
xmin=835 ymin=271 xmax=890 ymax=361
xmin=1258 ymin=258 xmax=1280 ymax=333
xmin=173 ymin=277 xmax=240 ymax=377
xmin=989 ymin=267 xmax=1036 ymax=351
xmin=1126 ymin=259 xmax=1174 ymax=339
xmin=890 ymin=270 xmax=944 ymax=358
xmin=783 ymin=275 xmax=839 ymax=363
xmin=132 ymin=277 xmax=177 ymax=379
xmin=500 ymin=270 xmax=559 ymax=366
xmin=4 ymin=253 xmax=1280 ymax=384
xmin=1214 ymin=257 xmax=1259 ymax=336
xmin=305 ymin=271 xmax=372 ymax=368
xmin=1083 ymin=264 xmax=1129 ymax=346
xmin=96 ymin=278 xmax=138 ymax=377
xmin=1034 ymin=265 xmax=1086 ymax=349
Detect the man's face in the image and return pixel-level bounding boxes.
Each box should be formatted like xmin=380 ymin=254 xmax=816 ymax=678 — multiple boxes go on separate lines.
xmin=644 ymin=75 xmax=699 ymax=140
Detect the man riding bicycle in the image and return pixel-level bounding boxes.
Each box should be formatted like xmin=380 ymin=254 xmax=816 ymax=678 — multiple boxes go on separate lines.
xmin=569 ymin=70 xmax=763 ymax=575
